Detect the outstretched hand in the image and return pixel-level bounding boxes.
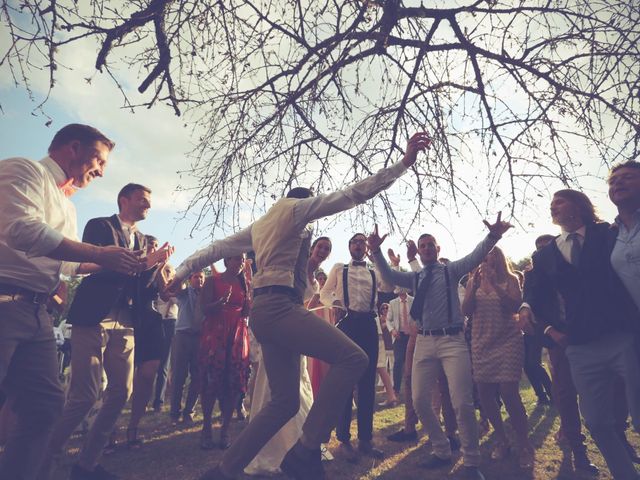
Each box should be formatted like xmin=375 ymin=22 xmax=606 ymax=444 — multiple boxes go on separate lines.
xmin=388 ymin=248 xmax=401 ymax=267
xmin=406 ymin=239 xmax=418 ymax=261
xmin=483 ymin=211 xmax=513 ymax=239
xmin=367 ymin=224 xmax=388 ymax=253
xmin=402 ymin=132 xmax=432 ymax=168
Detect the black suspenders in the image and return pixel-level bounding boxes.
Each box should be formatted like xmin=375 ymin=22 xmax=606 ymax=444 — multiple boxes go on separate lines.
xmin=342 ymin=264 xmax=376 ymax=312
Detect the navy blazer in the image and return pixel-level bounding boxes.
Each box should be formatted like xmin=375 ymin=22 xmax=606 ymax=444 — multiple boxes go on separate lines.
xmin=523 ymin=222 xmax=637 ymax=345
xmin=67 ymin=214 xmax=148 ymax=327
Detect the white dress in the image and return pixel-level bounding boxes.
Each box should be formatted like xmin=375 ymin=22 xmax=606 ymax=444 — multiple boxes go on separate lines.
xmin=244 ymin=284 xmax=317 ymax=476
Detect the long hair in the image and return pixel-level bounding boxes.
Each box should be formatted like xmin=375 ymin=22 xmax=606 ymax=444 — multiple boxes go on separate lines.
xmin=487 ymin=246 xmax=517 ymax=284
xmin=553 ymin=189 xmax=602 ymax=224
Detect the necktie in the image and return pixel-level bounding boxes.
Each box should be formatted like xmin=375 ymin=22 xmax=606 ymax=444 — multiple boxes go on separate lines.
xmin=410 ymin=264 xmax=434 ymax=321
xmin=566 ymin=232 xmax=582 ymax=266
xmin=352 ymin=261 xmax=366 ymax=267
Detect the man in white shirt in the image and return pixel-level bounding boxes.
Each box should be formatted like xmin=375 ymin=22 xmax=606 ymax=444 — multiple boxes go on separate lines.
xmin=169 ymin=132 xmax=431 ymax=480
xmin=0 ymin=124 xmax=144 ymax=480
xmin=386 ymin=287 xmax=414 ymax=396
xmin=320 ymin=233 xmax=384 ymax=462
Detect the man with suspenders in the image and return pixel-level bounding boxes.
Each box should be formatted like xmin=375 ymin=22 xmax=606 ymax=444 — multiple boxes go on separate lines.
xmin=320 ymin=233 xmax=383 ymax=463
xmin=368 ymin=218 xmax=512 ymax=480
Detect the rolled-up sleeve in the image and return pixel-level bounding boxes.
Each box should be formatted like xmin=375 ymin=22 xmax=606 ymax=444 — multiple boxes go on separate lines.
xmin=0 ymin=159 xmax=65 ymax=257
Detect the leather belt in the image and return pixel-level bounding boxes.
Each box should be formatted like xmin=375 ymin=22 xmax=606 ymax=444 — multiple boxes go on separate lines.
xmin=0 ymin=283 xmax=49 ymax=305
xmin=418 ymin=326 xmax=463 ymax=336
xmin=254 ymin=285 xmax=302 ymax=303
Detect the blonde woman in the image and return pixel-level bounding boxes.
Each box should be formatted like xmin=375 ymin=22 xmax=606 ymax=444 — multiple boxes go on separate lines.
xmin=461 ymin=247 xmax=533 ymax=469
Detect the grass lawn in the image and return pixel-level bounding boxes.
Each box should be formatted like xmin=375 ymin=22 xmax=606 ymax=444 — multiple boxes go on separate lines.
xmin=51 ymin=381 xmax=639 ymax=480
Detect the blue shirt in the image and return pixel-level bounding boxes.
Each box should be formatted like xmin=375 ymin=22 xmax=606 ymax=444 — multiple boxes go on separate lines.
xmin=374 ymin=235 xmax=497 ymax=329
xmin=175 ymin=286 xmax=202 ymax=332
xmin=611 ymin=209 xmax=640 ymax=310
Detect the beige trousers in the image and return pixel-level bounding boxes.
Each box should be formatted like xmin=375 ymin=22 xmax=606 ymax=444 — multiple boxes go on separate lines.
xmin=221 ymin=293 xmax=368 ymax=476
xmin=412 ymin=332 xmax=481 ymax=467
xmin=48 ymin=309 xmax=134 ymax=470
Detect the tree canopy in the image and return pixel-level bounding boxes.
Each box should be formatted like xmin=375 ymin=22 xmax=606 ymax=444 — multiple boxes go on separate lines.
xmin=2 ymin=0 xmax=638 ymax=231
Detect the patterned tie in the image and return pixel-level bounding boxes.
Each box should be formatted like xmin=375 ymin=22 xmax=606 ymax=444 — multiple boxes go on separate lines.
xmin=410 ymin=264 xmax=434 ymax=321
xmin=566 ymin=232 xmax=582 ymax=266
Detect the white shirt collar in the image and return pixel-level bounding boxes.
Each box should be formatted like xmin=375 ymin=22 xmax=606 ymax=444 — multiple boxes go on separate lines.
xmin=40 ymin=156 xmax=68 ymax=186
xmin=559 ymin=225 xmax=586 ymax=241
xmin=116 ymin=214 xmax=137 ymax=232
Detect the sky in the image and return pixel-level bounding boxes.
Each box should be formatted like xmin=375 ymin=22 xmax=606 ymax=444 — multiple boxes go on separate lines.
xmin=0 ymin=15 xmax=622 ymax=272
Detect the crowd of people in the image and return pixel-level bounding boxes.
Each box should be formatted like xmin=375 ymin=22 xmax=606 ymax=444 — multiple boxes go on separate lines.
xmin=0 ymin=124 xmax=638 ymax=480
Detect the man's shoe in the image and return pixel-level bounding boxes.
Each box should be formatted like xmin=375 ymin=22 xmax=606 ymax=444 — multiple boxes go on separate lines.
xmin=70 ymin=464 xmax=119 ymax=480
xmin=336 ymin=441 xmax=360 ymax=464
xmin=378 ymin=398 xmax=399 ymax=408
xmin=574 ymin=453 xmax=599 ymax=475
xmin=358 ymin=440 xmax=384 ymax=459
xmin=280 ymin=441 xmax=324 ymax=479
xmin=387 ymin=428 xmax=417 ymax=442
xmin=418 ymin=454 xmax=452 ymax=469
xmin=462 ymin=466 xmax=486 ymax=480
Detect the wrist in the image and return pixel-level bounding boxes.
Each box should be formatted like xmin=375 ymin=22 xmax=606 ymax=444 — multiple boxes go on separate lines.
xmin=488 ymin=232 xmax=502 ymax=241
xmin=92 ymin=245 xmax=105 ymax=264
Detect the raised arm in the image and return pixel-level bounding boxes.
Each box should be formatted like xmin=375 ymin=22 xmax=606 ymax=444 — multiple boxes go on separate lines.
xmin=174 ymin=226 xmax=253 ymax=283
xmin=292 ymin=133 xmax=431 ymax=228
xmin=449 ymin=212 xmax=512 ymax=280
xmin=368 ymin=225 xmax=414 ymax=289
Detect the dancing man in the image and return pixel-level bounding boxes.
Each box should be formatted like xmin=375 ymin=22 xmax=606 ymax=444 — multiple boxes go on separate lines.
xmin=168 ymin=132 xmax=431 ymax=480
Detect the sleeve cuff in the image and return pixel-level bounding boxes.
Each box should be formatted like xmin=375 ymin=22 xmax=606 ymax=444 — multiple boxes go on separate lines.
xmin=24 ymin=228 xmax=65 ymax=258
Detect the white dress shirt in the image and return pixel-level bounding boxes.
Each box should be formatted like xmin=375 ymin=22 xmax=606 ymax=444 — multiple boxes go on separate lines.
xmin=320 ymin=261 xmax=377 ymax=313
xmin=556 ymin=226 xmax=586 ymax=264
xmin=175 ymin=160 xmax=408 ymax=281
xmin=387 ymin=294 xmax=415 ymax=334
xmin=0 ymin=156 xmax=80 ymax=293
